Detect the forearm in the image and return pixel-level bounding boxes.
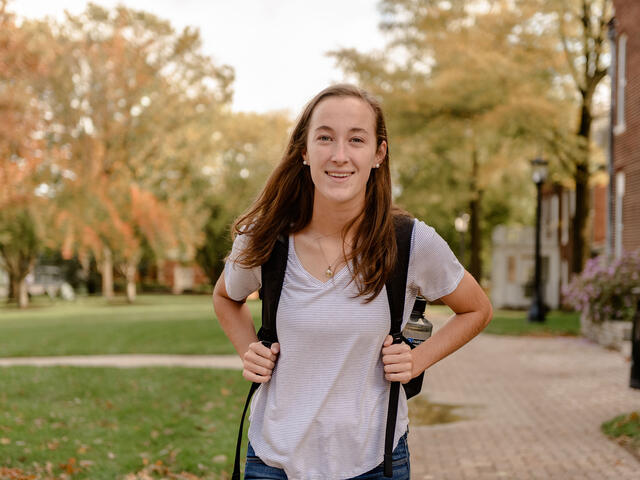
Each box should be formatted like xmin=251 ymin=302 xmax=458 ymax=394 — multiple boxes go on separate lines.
xmin=411 ymin=310 xmax=489 ymax=376
xmin=213 ymin=292 xmax=258 ymax=359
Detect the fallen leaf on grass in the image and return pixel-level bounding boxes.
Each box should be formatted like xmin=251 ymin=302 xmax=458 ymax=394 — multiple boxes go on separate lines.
xmin=59 ymin=458 xmax=81 ymax=475
xmin=46 ymin=441 xmax=60 ymax=451
xmin=124 ymin=463 xmax=207 ymax=480
xmin=0 ymin=467 xmax=37 ymax=480
xmin=212 ymin=455 xmax=226 ymax=464
xmin=220 ymin=388 xmax=231 ymax=397
xmin=0 ymin=438 xmax=10 ymax=445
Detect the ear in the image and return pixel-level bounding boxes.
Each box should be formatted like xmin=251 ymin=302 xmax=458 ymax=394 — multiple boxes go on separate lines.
xmin=375 ymin=140 xmax=387 ymax=166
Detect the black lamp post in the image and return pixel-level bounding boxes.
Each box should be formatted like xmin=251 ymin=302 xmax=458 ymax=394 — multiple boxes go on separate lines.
xmin=528 ymin=157 xmax=548 ymax=323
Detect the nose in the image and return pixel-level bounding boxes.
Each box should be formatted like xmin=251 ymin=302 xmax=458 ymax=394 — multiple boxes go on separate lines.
xmin=331 ymin=140 xmax=348 ymax=163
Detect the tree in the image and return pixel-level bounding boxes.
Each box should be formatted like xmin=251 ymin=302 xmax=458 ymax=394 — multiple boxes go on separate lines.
xmin=196 ymin=111 xmax=291 ymax=283
xmin=547 ymin=0 xmax=612 ymax=273
xmin=332 ymin=0 xmax=575 ymax=281
xmin=44 ymin=4 xmax=234 ymax=301
xmin=0 ymin=1 xmax=58 ymax=307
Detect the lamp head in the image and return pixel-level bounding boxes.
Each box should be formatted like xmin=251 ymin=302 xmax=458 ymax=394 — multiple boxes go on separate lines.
xmin=530 ymin=157 xmax=548 ymax=184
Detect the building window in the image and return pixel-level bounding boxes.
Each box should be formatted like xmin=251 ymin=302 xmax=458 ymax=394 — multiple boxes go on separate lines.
xmin=615 ymin=34 xmax=627 ymax=134
xmin=615 ymin=172 xmax=625 ymax=258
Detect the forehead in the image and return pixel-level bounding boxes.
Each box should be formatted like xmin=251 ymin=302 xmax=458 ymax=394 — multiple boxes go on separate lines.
xmin=309 ymin=96 xmax=377 ymax=132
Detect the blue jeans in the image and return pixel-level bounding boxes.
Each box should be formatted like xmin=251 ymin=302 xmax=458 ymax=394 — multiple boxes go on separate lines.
xmin=244 ymin=431 xmax=410 ymax=479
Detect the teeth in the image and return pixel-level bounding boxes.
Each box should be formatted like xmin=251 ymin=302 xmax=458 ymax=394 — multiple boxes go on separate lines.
xmin=328 ymin=172 xmax=352 ymax=178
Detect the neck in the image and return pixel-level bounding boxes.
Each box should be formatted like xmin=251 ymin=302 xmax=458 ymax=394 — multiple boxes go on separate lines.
xmin=307 ymin=194 xmax=364 ymax=238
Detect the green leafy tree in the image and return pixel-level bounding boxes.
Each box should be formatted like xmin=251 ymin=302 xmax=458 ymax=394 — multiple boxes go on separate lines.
xmin=332 ymin=0 xmax=576 ymax=281
xmin=545 ymin=0 xmax=612 ymax=273
xmin=196 ymin=111 xmax=291 ymax=283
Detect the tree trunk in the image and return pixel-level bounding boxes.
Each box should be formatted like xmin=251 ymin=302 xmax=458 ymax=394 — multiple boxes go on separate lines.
xmin=8 ymin=273 xmax=18 ymax=304
xmin=469 ymin=146 xmax=483 ymax=281
xmin=102 ymin=246 xmax=114 ymax=299
xmin=18 ymin=277 xmax=28 ymax=309
xmin=571 ymin=101 xmax=593 ymax=274
xmin=469 ymin=193 xmax=483 ymax=281
xmin=78 ymin=252 xmax=90 ymax=294
xmin=125 ymin=260 xmax=137 ymax=303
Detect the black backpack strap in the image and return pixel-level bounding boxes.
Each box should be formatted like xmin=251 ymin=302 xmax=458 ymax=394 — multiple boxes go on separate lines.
xmin=386 ymin=215 xmax=413 ymax=335
xmin=232 ymin=381 xmax=260 ymax=480
xmin=258 ymin=234 xmax=288 ymax=343
xmin=383 ymin=215 xmax=414 ymax=477
xmin=232 ymin=234 xmax=288 ymax=480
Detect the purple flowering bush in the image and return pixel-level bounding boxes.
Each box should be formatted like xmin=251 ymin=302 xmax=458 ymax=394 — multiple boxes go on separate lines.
xmin=563 ymin=249 xmax=640 ymax=323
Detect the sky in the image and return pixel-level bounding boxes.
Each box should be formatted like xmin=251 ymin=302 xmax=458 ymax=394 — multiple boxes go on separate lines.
xmin=11 ymin=0 xmax=389 ymax=115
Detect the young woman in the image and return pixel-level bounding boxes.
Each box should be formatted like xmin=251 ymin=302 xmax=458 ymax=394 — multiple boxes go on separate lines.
xmin=213 ymin=84 xmax=492 ymax=479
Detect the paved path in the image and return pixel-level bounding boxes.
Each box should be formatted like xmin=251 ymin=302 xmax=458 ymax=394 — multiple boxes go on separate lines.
xmin=1 ymin=323 xmax=639 ymax=479
xmin=409 ymin=322 xmax=640 ymax=479
xmin=0 ymin=354 xmax=242 ymax=369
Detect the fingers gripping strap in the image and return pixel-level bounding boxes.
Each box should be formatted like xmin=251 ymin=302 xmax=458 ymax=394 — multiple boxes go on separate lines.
xmin=383 ymin=215 xmax=414 ymax=477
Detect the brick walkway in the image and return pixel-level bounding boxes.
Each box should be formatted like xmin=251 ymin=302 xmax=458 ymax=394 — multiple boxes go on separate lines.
xmin=410 ymin=322 xmax=640 ymax=479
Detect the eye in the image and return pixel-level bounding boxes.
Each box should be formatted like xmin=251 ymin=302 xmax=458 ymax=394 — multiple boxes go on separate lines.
xmin=350 ymin=137 xmax=364 ymax=143
xmin=318 ymin=135 xmax=332 ymax=142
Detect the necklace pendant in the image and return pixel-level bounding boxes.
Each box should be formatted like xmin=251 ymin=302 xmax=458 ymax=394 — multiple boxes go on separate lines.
xmin=325 ymin=267 xmax=334 ymax=278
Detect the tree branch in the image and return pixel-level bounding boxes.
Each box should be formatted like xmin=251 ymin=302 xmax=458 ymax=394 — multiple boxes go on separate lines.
xmin=559 ymin=13 xmax=584 ymax=92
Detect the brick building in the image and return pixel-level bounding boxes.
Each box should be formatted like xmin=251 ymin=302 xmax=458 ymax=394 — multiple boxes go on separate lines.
xmin=611 ymin=0 xmax=640 ymax=255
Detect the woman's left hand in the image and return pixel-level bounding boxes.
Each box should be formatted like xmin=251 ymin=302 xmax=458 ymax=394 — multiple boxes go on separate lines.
xmin=381 ymin=335 xmax=415 ymax=384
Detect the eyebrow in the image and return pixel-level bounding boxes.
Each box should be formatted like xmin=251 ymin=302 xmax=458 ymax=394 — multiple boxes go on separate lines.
xmin=314 ymin=126 xmax=370 ymax=134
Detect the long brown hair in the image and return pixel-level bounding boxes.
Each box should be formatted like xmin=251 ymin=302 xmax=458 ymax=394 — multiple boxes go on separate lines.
xmin=232 ymin=84 xmax=409 ymax=301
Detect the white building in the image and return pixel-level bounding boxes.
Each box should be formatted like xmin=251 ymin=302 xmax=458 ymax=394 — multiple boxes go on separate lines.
xmin=491 ymin=224 xmax=561 ymax=310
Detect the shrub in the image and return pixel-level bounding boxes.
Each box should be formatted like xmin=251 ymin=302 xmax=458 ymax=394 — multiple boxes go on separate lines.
xmin=563 ymin=249 xmax=640 ymax=323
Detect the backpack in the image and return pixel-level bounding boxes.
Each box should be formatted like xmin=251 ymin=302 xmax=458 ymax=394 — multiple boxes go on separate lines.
xmin=232 ymin=214 xmax=424 ymax=479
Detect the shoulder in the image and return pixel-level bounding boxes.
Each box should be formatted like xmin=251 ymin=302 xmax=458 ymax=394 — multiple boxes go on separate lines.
xmin=229 ymin=231 xmax=252 ymax=261
xmin=407 ymin=218 xmax=464 ymax=301
xmin=410 ymin=218 xmax=437 ymax=248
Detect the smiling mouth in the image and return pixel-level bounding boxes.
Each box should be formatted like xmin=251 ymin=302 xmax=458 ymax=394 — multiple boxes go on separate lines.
xmin=326 ymin=171 xmax=354 ymax=178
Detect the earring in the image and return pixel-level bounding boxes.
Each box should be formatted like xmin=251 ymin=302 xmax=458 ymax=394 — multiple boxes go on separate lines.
xmin=375 ymin=163 xmax=380 ymax=169
xmin=303 ymin=160 xmax=308 ymax=166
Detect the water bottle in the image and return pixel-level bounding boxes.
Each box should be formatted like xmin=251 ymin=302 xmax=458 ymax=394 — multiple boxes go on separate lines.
xmin=403 ymin=296 xmax=432 ymax=347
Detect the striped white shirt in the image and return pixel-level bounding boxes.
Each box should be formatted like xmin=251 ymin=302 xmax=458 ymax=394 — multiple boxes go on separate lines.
xmin=225 ymin=219 xmax=464 ymax=479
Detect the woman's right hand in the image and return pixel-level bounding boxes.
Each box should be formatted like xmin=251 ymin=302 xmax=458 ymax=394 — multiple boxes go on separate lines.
xmin=242 ymin=342 xmax=280 ymax=383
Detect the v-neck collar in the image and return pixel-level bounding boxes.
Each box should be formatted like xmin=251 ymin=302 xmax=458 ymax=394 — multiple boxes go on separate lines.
xmin=289 ymin=235 xmax=350 ymax=287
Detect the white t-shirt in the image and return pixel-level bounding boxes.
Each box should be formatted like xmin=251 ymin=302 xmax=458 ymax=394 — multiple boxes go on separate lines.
xmin=224 ymin=219 xmax=464 ymax=480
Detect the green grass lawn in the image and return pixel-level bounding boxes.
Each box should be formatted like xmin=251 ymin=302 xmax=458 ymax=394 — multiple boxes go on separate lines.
xmin=0 ymin=295 xmax=581 ymax=359
xmin=426 ymin=305 xmax=581 ymax=336
xmin=0 ymin=366 xmax=249 ymax=479
xmin=602 ymin=412 xmax=640 ymax=461
xmin=0 ymin=295 xmax=261 ymax=357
